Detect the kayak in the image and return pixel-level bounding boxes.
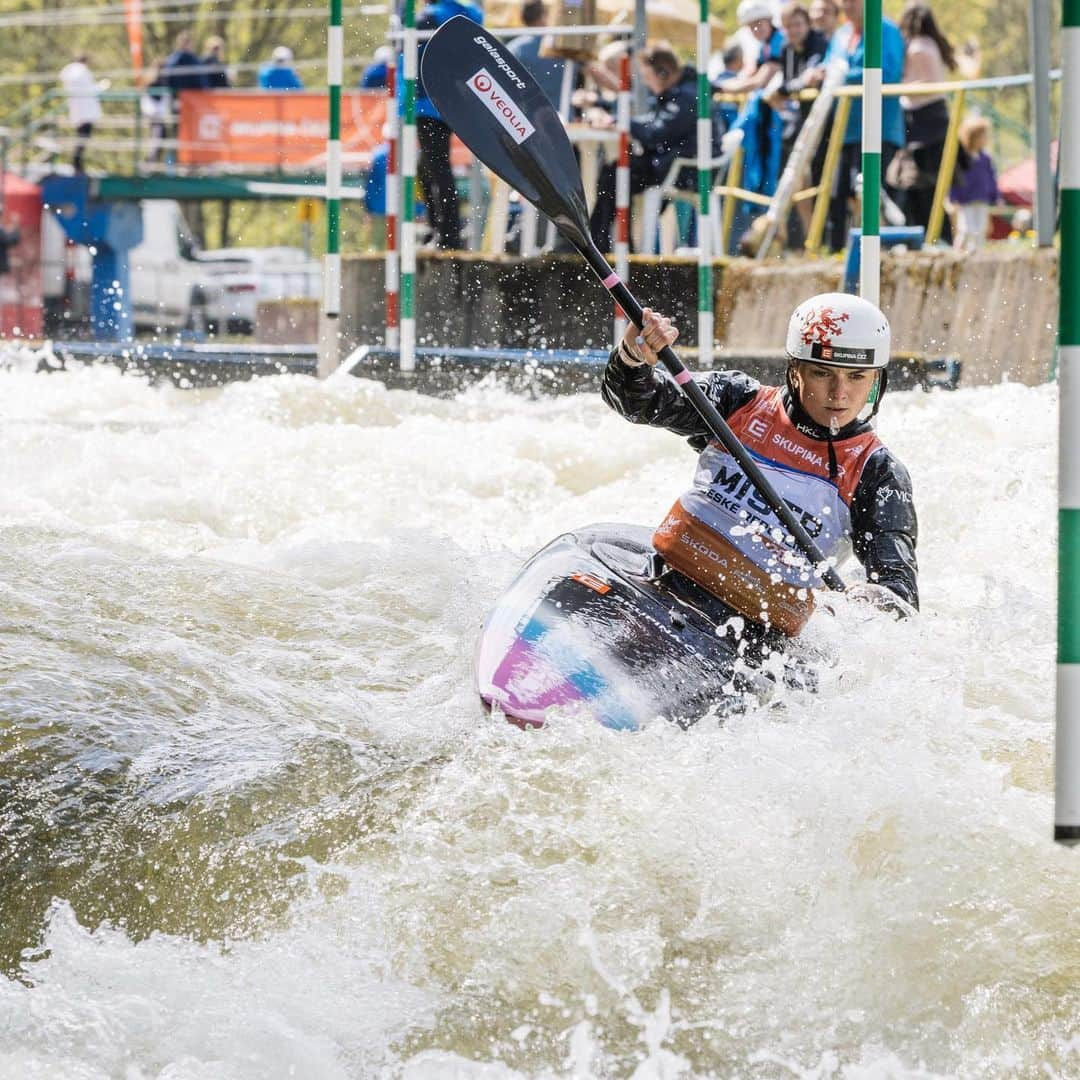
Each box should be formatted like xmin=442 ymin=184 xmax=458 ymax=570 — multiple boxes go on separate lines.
xmin=475 ymin=523 xmax=809 ymax=730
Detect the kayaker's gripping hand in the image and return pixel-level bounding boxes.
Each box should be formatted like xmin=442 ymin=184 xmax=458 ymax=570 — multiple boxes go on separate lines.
xmin=620 ymin=308 xmax=678 ymax=367
xmin=846 ymin=582 xmax=917 ymax=619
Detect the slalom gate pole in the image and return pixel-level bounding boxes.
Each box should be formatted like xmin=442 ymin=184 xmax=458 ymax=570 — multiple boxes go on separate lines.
xmin=386 ymin=19 xmax=400 ymax=350
xmin=401 ymin=0 xmax=418 ymax=372
xmin=614 ymin=52 xmax=631 ymax=346
xmin=860 ymin=0 xmax=882 ymax=306
xmin=318 ymin=0 xmax=344 ymax=377
xmin=696 ymin=0 xmax=713 ymax=367
xmin=1056 ymin=0 xmax=1080 ymax=846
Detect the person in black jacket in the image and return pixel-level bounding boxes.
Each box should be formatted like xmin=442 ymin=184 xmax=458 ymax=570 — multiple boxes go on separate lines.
xmin=200 ymin=37 xmax=231 ymax=89
xmin=588 ymin=42 xmax=697 ymax=253
xmin=601 ymin=293 xmax=918 ymax=637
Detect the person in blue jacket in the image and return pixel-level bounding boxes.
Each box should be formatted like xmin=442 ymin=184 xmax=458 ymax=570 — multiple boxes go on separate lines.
xmin=804 ymin=0 xmax=904 ymax=250
xmin=411 ymin=0 xmax=483 ymax=248
xmin=259 ymin=46 xmax=304 ymax=90
xmin=360 ymin=46 xmax=393 ymax=89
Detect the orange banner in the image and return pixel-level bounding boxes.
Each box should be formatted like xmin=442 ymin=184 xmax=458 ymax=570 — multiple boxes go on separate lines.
xmin=178 ymin=91 xmax=470 ymax=171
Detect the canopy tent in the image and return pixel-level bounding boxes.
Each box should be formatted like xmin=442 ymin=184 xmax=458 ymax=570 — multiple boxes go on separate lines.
xmin=483 ymin=0 xmax=726 ymax=52
xmin=997 ymin=141 xmax=1060 ymax=207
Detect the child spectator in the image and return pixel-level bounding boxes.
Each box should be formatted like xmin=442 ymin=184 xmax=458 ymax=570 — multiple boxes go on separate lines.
xmin=950 ymin=116 xmax=998 ymax=252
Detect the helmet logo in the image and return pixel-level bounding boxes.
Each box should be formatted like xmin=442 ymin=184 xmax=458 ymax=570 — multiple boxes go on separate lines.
xmin=800 ymin=307 xmax=850 ymax=348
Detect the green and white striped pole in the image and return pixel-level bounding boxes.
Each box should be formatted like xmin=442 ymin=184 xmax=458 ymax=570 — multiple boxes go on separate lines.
xmin=696 ymin=0 xmax=713 ymax=367
xmin=859 ymin=0 xmax=881 ymax=306
xmin=1056 ymin=0 xmax=1080 ymax=846
xmin=401 ymin=0 xmax=418 ymax=372
xmin=318 ymin=0 xmax=344 ymax=378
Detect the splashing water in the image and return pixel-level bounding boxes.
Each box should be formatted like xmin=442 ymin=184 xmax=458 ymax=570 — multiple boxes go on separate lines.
xmin=0 ymin=359 xmax=1076 ymax=1078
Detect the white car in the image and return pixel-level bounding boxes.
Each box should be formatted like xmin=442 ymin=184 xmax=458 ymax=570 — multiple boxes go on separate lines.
xmin=197 ymin=247 xmax=321 ymax=335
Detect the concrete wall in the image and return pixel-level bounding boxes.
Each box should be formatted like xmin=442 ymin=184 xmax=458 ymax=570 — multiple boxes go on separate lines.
xmin=337 ymin=245 xmax=1059 ymax=386
xmin=339 ymin=251 xmax=700 ymax=354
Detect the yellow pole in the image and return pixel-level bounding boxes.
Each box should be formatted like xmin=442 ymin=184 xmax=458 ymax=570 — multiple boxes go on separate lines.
xmin=720 ymin=146 xmax=744 ymax=256
xmin=926 ymin=87 xmax=966 ymax=245
xmin=806 ymin=94 xmax=853 ymax=254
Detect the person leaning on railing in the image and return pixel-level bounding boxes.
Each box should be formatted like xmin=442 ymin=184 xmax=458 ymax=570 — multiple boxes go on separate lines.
xmin=897 ymin=4 xmax=957 ymax=243
xmin=802 ymin=0 xmax=904 ymax=252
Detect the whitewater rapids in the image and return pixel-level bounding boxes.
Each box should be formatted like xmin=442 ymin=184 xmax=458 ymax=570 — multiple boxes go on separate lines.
xmin=0 ymin=358 xmax=1075 ymax=1079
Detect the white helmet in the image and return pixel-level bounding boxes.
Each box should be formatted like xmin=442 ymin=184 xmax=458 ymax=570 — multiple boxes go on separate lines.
xmin=736 ymin=0 xmax=775 ymax=25
xmin=785 ymin=292 xmax=890 ymax=370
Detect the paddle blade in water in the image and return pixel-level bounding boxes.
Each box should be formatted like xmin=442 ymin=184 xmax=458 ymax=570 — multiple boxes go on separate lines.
xmin=420 ymin=16 xmax=592 ymax=250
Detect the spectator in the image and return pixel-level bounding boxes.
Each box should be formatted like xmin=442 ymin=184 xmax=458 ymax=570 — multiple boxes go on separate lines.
xmin=814 ymin=0 xmax=904 ymax=251
xmin=0 ymin=215 xmax=20 ymax=275
xmin=950 ymin=116 xmax=998 ymax=251
xmin=709 ymin=43 xmax=744 ymax=131
xmin=508 ymin=0 xmax=567 ymax=109
xmin=573 ymin=42 xmax=629 ymax=121
xmin=158 ymin=33 xmax=207 ymax=166
xmin=772 ymin=3 xmax=827 ymax=151
xmin=589 ymin=42 xmax=697 ymax=253
xmin=58 ymin=52 xmax=103 ymax=173
xmin=139 ymin=58 xmax=171 ymax=164
xmin=898 ymin=5 xmax=956 ymax=241
xmin=716 ymin=0 xmax=784 ymax=94
xmin=809 ymin=0 xmax=840 ymax=43
xmin=360 ymin=45 xmax=393 ymax=89
xmin=162 ymin=31 xmax=208 ymax=93
xmin=767 ymin=2 xmax=828 ymax=248
xmin=259 ymin=46 xmax=304 ymax=90
xmin=411 ymin=0 xmax=483 ymax=249
xmin=201 ymin=36 xmax=231 ymax=88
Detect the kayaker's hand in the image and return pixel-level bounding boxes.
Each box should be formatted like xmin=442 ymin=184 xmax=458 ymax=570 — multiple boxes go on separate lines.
xmin=846 ymin=582 xmax=916 ymax=619
xmin=620 ymin=308 xmax=678 ymax=367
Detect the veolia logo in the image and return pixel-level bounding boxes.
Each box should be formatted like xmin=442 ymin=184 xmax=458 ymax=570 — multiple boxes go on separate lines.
xmin=467 ymin=67 xmax=535 ymax=145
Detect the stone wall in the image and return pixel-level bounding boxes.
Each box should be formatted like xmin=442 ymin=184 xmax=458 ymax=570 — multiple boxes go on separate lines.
xmin=337 ymin=245 xmax=1059 ymax=386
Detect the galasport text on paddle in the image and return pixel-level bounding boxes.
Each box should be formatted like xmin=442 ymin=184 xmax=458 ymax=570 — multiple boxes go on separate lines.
xmin=421 ymin=16 xmax=845 ymax=592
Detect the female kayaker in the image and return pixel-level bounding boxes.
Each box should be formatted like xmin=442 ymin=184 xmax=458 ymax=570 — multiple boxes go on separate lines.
xmin=601 ymin=292 xmax=918 ymax=637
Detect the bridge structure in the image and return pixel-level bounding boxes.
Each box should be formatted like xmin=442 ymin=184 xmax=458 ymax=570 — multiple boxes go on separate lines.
xmin=1 ymin=86 xmax=379 ymax=339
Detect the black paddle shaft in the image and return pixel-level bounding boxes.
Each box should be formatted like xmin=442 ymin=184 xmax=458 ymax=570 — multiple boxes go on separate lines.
xmin=421 ymin=17 xmax=844 ymax=592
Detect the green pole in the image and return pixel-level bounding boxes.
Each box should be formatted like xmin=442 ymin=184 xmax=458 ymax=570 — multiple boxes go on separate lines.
xmin=860 ymin=0 xmax=882 ymax=305
xmin=401 ymin=0 xmax=417 ymax=371
xmin=696 ymin=0 xmax=713 ymax=366
xmin=318 ymin=0 xmax=343 ymax=377
xmin=1056 ymin=0 xmax=1080 ymax=845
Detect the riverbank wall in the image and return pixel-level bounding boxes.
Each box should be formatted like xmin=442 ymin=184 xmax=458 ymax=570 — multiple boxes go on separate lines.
xmin=326 ymin=245 xmax=1057 ymax=386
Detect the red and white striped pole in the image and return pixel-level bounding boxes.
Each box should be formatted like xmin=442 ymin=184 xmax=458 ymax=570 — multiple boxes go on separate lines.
xmin=613 ymin=50 xmax=631 ymax=346
xmin=385 ymin=29 xmax=400 ymax=351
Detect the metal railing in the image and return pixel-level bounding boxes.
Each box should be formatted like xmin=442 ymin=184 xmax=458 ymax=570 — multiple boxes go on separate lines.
xmin=706 ymin=68 xmax=1062 ymax=256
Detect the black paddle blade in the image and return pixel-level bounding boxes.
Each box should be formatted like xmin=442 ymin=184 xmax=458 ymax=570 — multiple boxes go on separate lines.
xmin=421 ymin=16 xmax=592 ymax=250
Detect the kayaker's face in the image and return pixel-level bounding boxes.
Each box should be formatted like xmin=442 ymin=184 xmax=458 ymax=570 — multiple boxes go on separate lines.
xmin=792 ymin=362 xmax=876 ymax=429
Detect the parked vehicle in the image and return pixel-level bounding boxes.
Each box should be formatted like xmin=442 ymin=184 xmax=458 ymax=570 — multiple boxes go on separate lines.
xmin=128 ymin=200 xmax=217 ymax=333
xmin=42 ymin=199 xmax=219 ymax=335
xmin=196 ymin=247 xmax=321 ymax=335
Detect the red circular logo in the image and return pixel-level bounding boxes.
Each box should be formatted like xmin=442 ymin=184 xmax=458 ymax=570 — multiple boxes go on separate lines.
xmin=473 ymin=73 xmax=492 ymax=92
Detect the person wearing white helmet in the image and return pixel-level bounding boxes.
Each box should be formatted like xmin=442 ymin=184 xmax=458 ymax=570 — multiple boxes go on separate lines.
xmin=717 ymin=0 xmax=785 ymax=94
xmin=601 ymin=293 xmax=917 ymax=639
